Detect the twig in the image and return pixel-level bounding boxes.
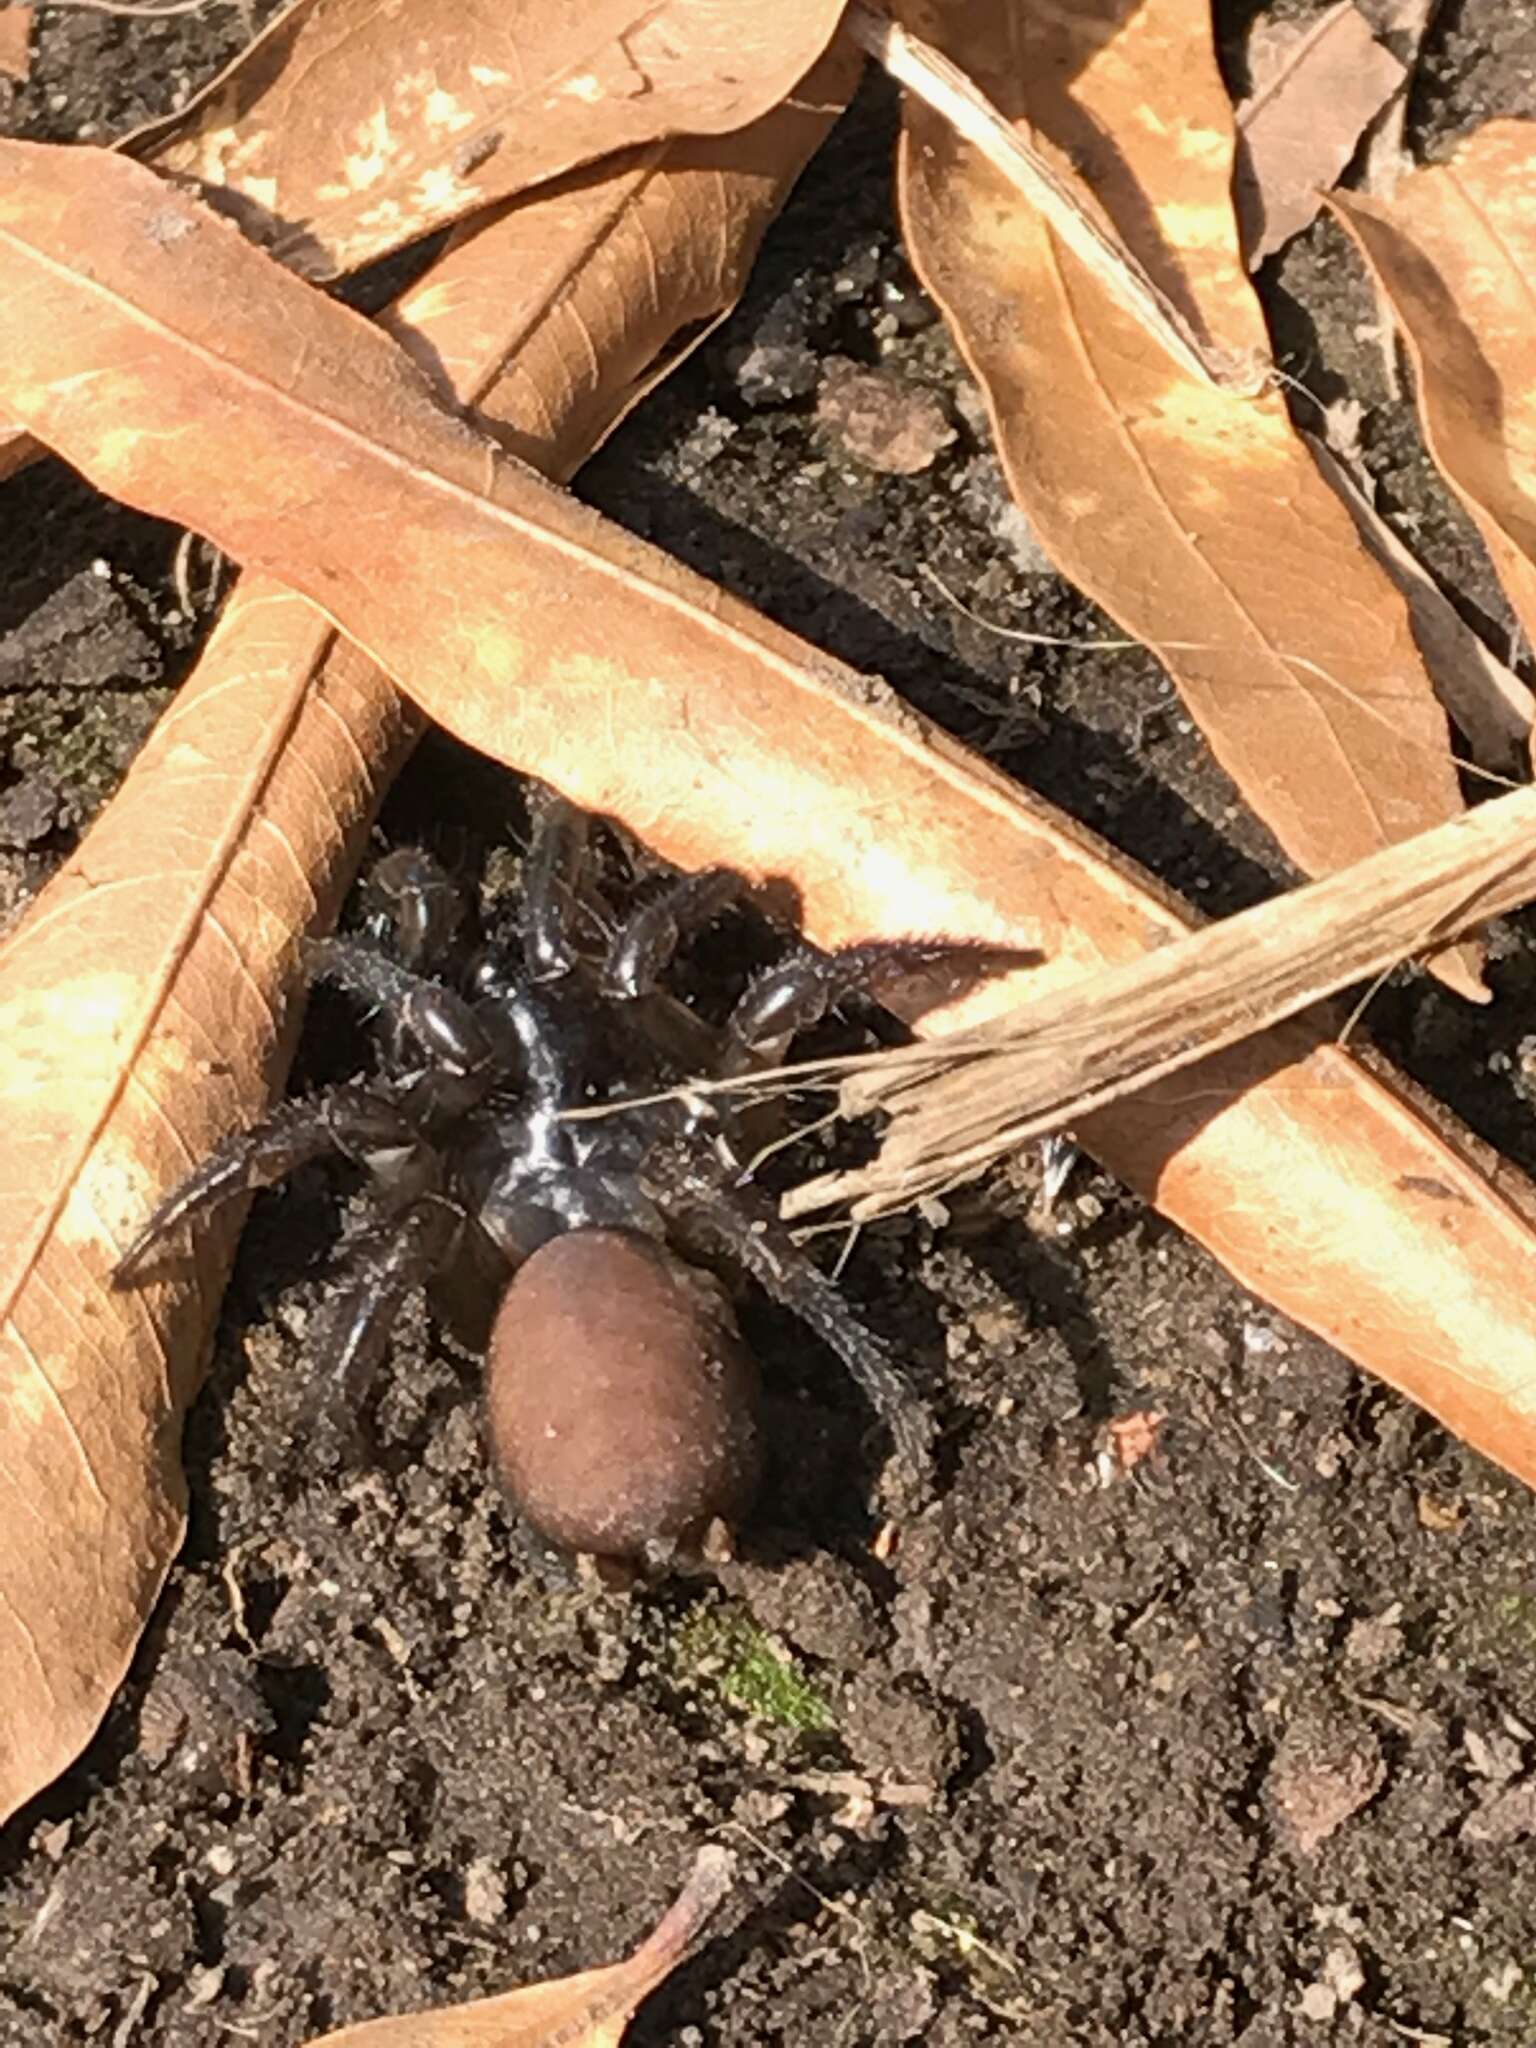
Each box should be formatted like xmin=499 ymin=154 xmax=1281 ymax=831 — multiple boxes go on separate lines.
xmin=843 ymin=1 xmax=1269 ymax=395
xmin=778 ymin=782 xmax=1536 ymax=1218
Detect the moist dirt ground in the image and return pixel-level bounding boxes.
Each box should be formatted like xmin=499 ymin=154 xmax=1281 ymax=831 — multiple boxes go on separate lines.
xmin=5 ymin=5 xmax=1536 ymax=2044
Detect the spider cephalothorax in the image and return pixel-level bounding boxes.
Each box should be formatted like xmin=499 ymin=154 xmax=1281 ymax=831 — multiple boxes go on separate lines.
xmin=116 ymin=789 xmax=933 ymax=1569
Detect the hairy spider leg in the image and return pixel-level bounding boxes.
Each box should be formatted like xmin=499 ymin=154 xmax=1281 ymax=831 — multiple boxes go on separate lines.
xmin=521 ymin=786 xmax=590 ymax=982
xmin=602 ymin=865 xmax=744 ymax=999
xmin=506 ymin=790 xmax=722 ymax=1116
xmin=650 ymin=1146 xmax=931 ymax=1474
xmin=305 ymin=937 xmax=505 ymax=1124
xmin=112 ymin=1087 xmax=430 ymax=1282
xmin=727 ymin=938 xmax=1014 ymax=1065
xmin=305 ymin=1193 xmax=465 ymax=1413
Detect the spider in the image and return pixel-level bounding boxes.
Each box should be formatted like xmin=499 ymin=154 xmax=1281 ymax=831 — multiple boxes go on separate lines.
xmin=115 ymin=788 xmax=940 ymax=1571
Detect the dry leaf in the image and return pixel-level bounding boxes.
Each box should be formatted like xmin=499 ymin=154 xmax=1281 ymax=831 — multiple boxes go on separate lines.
xmin=5 ymin=138 xmax=1536 ymax=1530
xmin=0 ymin=138 xmax=907 ymax=817
xmin=0 ymin=597 xmax=413 ymax=1825
xmin=305 ymin=1845 xmax=734 ymax=2046
xmin=1331 ymin=122 xmax=1536 ymax=647
xmin=0 ymin=73 xmax=850 ymax=1822
xmin=895 ymin=0 xmax=1479 ymax=995
xmin=1234 ymin=3 xmax=1403 ymax=267
xmin=0 ymin=9 xmax=859 ymax=504
xmin=846 ymin=0 xmax=1263 ymax=393
xmin=1303 ymin=430 xmax=1534 ymax=774
xmin=380 ymin=43 xmax=861 ymax=484
xmin=0 ymin=5 xmax=31 ymax=84
xmin=131 ymin=0 xmax=848 ymax=280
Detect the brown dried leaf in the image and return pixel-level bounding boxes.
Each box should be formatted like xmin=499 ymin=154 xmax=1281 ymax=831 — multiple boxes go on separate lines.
xmin=4 ymin=137 xmax=1536 ymax=1529
xmin=0 ymin=72 xmax=849 ymax=1822
xmin=1331 ymin=122 xmax=1536 ymax=647
xmin=305 ymin=1846 xmax=733 ymax=2046
xmin=1234 ymin=3 xmax=1403 ymax=267
xmin=380 ymin=42 xmax=861 ymax=484
xmin=132 ymin=0 xmax=848 ymax=280
xmin=0 ymin=598 xmax=412 ymax=1824
xmin=895 ymin=0 xmax=1479 ymax=993
xmin=846 ymin=1 xmax=1262 ymax=394
xmin=0 ymin=17 xmax=859 ymax=501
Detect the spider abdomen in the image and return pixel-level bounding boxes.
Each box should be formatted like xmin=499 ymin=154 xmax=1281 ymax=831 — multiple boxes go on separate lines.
xmin=485 ymin=1228 xmax=762 ymax=1563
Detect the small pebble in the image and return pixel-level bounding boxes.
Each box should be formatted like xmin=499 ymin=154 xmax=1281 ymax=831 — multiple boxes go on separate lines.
xmin=816 ymin=357 xmax=955 ymax=474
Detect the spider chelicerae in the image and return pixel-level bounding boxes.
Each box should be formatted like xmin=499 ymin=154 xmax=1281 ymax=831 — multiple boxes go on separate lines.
xmin=115 ymin=788 xmax=943 ymax=1568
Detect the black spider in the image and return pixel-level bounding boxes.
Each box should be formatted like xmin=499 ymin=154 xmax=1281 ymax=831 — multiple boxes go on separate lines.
xmin=114 ymin=789 xmax=937 ymax=1570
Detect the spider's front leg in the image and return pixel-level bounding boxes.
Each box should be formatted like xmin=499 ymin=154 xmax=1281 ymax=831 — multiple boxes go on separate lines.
xmin=601 ymin=864 xmax=743 ymax=998
xmin=112 ymin=1086 xmax=432 ymax=1282
xmin=727 ymin=936 xmax=1038 ymax=1065
xmin=520 ymin=786 xmax=591 ymax=982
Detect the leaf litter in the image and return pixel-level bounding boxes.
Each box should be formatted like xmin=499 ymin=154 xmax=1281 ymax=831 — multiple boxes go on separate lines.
xmin=1332 ymin=120 xmax=1536 ymax=651
xmin=895 ymin=0 xmax=1482 ymax=999
xmin=304 ymin=1846 xmax=734 ymax=2046
xmin=131 ymin=0 xmax=850 ymax=281
xmin=6 ymin=4 xmax=1536 ymax=2031
xmin=0 ymin=594 xmax=413 ymax=1825
xmin=0 ymin=0 xmax=853 ymax=481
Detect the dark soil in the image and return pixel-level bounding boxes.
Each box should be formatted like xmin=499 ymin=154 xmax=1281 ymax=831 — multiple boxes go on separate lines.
xmin=5 ymin=4 xmax=1536 ymax=2044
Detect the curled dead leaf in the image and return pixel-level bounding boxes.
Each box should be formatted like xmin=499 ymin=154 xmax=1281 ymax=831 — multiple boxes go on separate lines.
xmin=381 ymin=40 xmax=862 ymax=484
xmin=0 ymin=597 xmax=413 ymax=1824
xmin=0 ymin=3 xmax=857 ymax=484
xmin=1302 ymin=430 xmax=1533 ymax=775
xmin=1234 ymin=3 xmax=1403 ymax=267
xmin=304 ymin=1844 xmax=735 ymax=2046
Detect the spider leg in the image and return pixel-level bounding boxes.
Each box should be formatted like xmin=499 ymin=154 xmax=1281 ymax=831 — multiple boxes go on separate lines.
xmin=521 ymin=786 xmax=590 ymax=982
xmin=361 ymin=847 xmax=468 ymax=973
xmin=651 ymin=1151 xmax=931 ymax=1475
xmin=306 ymin=936 xmax=502 ymax=1120
xmin=728 ymin=938 xmax=1025 ymax=1063
xmin=602 ymin=866 xmax=743 ymax=998
xmin=306 ymin=1193 xmax=464 ymax=1421
xmin=113 ymin=1086 xmax=429 ymax=1281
